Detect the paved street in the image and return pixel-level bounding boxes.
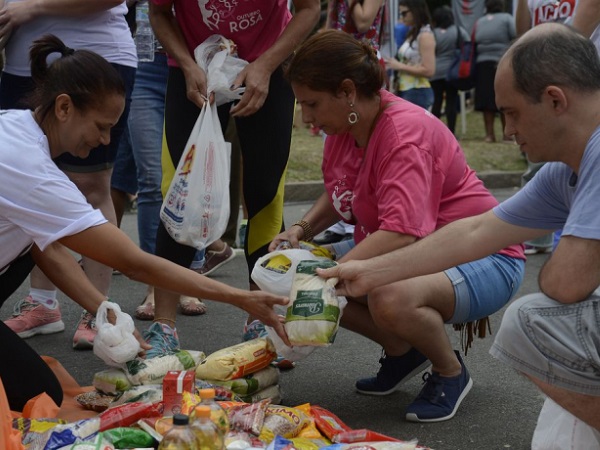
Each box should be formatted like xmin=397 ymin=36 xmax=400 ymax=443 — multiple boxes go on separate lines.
xmin=1 ymin=188 xmax=549 ymax=450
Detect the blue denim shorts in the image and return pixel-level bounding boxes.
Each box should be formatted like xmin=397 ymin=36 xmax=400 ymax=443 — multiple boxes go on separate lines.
xmin=444 ymin=253 xmax=525 ymax=324
xmin=490 ymin=292 xmax=600 ymax=396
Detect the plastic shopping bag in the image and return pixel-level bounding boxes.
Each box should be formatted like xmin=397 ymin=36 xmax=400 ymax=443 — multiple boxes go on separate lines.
xmin=160 ymin=101 xmax=231 ymax=249
xmin=93 ymin=302 xmax=140 ymax=367
xmin=531 ymin=397 xmax=600 ymax=450
xmin=251 ymin=249 xmax=319 ymax=297
xmin=194 ymin=34 xmax=248 ymax=105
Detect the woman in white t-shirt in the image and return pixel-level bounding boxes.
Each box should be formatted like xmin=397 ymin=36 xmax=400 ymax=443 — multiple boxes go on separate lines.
xmin=0 ymin=35 xmax=289 ymax=413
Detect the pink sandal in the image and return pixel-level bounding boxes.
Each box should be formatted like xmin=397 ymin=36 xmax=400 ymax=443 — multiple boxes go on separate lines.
xmin=179 ymin=296 xmax=208 ymax=316
xmin=134 ymin=290 xmax=155 ymax=320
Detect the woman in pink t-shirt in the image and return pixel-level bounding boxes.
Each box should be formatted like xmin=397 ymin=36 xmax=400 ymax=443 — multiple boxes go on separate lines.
xmin=271 ymin=30 xmax=525 ymax=423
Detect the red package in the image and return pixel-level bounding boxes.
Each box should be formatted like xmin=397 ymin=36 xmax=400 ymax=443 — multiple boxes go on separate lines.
xmin=228 ymin=399 xmax=271 ymax=435
xmin=310 ymin=405 xmax=352 ymax=441
xmin=333 ymin=429 xmax=401 ymax=443
xmin=163 ymin=370 xmax=195 ymax=416
xmin=99 ymin=401 xmax=162 ymax=431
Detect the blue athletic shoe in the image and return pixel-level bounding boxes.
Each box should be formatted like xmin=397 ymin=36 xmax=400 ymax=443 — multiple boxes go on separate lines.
xmin=405 ymin=350 xmax=473 ymax=422
xmin=355 ymin=347 xmax=431 ymax=395
xmin=243 ymin=319 xmax=295 ymax=370
xmin=143 ymin=321 xmax=180 ymax=359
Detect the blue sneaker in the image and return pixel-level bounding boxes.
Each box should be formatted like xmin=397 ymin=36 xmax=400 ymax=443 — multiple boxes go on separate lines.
xmin=143 ymin=321 xmax=180 ymax=359
xmin=243 ymin=319 xmax=295 ymax=370
xmin=405 ymin=350 xmax=473 ymax=422
xmin=355 ymin=347 xmax=431 ymax=395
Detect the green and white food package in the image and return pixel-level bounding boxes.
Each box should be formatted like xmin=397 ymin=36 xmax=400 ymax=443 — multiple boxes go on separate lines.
xmin=285 ymin=260 xmax=347 ymax=346
xmin=124 ymin=349 xmax=204 ymax=385
xmin=93 ymin=368 xmax=132 ymax=395
xmin=204 ymin=366 xmax=279 ymax=395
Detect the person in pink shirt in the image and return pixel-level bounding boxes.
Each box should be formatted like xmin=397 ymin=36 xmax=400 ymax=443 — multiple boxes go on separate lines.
xmin=270 ymin=30 xmax=525 ymax=423
xmin=145 ymin=0 xmax=320 ymax=362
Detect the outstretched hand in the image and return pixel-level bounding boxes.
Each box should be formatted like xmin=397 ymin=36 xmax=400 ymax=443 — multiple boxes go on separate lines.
xmin=133 ymin=329 xmax=152 ymax=359
xmin=242 ymin=291 xmax=291 ymax=346
xmin=317 ymin=259 xmax=376 ymax=298
xmin=268 ymin=226 xmax=304 ymax=252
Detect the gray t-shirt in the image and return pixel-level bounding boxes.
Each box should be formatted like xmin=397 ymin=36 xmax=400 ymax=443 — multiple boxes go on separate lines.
xmin=432 ymin=25 xmax=471 ymax=81
xmin=494 ymin=127 xmax=600 ymax=241
xmin=474 ymin=12 xmax=516 ymax=63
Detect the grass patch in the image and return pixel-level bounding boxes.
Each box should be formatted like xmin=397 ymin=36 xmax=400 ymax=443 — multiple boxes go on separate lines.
xmin=287 ymin=107 xmax=526 ymax=182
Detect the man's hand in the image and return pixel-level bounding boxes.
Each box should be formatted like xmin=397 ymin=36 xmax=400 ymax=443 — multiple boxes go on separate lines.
xmin=317 ymin=260 xmax=377 ymax=298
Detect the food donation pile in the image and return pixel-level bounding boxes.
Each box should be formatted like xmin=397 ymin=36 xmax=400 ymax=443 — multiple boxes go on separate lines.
xmin=9 ymin=245 xmax=431 ymax=449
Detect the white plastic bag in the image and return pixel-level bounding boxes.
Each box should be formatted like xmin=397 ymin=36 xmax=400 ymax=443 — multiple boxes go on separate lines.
xmin=531 ymin=397 xmax=600 ymax=450
xmin=93 ymin=302 xmax=140 ymax=368
xmin=160 ymin=101 xmax=232 ymax=249
xmin=194 ymin=34 xmax=248 ymax=105
xmin=251 ymin=249 xmax=319 ymax=297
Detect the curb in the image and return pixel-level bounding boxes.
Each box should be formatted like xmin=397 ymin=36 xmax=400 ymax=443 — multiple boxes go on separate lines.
xmin=284 ymin=170 xmax=522 ymax=203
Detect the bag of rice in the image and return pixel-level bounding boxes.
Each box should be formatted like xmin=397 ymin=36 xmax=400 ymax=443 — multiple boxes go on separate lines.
xmin=93 ymin=368 xmax=132 ymax=395
xmin=205 ymin=366 xmax=279 ymax=395
xmin=124 ymin=350 xmax=204 ymax=385
xmin=196 ymin=338 xmax=276 ymax=381
xmin=285 ymin=260 xmax=347 ymax=347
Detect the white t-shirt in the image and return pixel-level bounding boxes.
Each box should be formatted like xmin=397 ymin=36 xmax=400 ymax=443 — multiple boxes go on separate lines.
xmin=3 ymin=2 xmax=136 ymax=76
xmin=0 ymin=110 xmax=107 ymax=269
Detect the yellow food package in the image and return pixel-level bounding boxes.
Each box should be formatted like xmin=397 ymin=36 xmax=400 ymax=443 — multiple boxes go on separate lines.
xmin=195 ymin=338 xmax=276 ymax=381
xmin=258 ymin=405 xmax=310 ymax=443
xmin=295 ymin=403 xmax=324 ymax=440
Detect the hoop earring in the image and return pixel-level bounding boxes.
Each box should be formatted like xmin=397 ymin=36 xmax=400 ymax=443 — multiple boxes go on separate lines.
xmin=348 ymin=111 xmax=359 ymax=124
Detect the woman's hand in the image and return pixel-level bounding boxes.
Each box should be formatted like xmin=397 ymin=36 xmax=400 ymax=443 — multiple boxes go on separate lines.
xmin=230 ymin=59 xmax=272 ymax=117
xmin=240 ymin=291 xmax=291 ymax=346
xmin=384 ymin=57 xmax=403 ymax=71
xmin=134 ymin=329 xmax=152 ymax=358
xmin=268 ymin=225 xmax=305 ymax=252
xmin=182 ymin=64 xmax=212 ymax=109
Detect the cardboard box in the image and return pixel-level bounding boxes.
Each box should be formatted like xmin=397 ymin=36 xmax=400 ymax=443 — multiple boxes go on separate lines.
xmin=162 ymin=370 xmax=195 ymax=416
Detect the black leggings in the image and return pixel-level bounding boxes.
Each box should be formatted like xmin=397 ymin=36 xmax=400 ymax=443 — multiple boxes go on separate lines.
xmin=430 ymin=79 xmax=459 ymax=134
xmin=0 ymin=251 xmax=63 ymax=411
xmin=156 ymin=66 xmax=295 ymax=280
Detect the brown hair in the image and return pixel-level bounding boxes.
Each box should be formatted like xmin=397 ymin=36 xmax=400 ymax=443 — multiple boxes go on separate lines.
xmin=29 ymin=34 xmax=125 ymax=121
xmin=285 ymin=30 xmax=384 ymax=98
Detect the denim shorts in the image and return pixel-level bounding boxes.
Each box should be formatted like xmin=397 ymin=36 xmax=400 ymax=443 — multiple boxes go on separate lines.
xmin=444 ymin=253 xmax=525 ymax=324
xmin=398 ymin=87 xmax=434 ymax=110
xmin=490 ymin=292 xmax=600 ymax=396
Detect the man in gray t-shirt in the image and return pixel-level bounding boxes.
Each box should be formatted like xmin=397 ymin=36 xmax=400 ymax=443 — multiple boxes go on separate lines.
xmin=318 ymin=23 xmax=600 ymax=431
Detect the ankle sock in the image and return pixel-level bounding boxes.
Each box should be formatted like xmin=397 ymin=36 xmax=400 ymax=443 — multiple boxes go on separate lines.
xmin=29 ymin=289 xmax=58 ymax=309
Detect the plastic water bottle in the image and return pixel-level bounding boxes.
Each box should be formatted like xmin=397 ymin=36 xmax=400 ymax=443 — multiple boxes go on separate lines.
xmin=197 ymin=388 xmax=230 ymax=437
xmin=158 ymin=414 xmax=197 ymax=450
xmin=135 ymin=0 xmax=155 ymax=62
xmin=190 ymin=405 xmax=224 ymax=450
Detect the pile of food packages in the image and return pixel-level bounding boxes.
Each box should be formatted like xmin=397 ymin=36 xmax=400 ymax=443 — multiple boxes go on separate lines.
xmin=10 ymin=246 xmax=431 ymax=449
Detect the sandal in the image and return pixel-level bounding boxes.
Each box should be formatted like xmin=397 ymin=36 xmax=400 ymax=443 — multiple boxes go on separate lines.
xmin=135 ymin=289 xmax=155 ymax=320
xmin=179 ymin=296 xmax=208 ymax=316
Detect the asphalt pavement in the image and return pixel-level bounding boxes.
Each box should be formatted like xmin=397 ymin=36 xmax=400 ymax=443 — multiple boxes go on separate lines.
xmin=0 ymin=187 xmax=548 ymax=450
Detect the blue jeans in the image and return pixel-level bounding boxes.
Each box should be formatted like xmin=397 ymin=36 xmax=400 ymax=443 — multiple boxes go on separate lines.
xmin=445 ymin=254 xmax=525 ymax=323
xmin=111 ymin=53 xmax=168 ymax=254
xmin=490 ymin=292 xmax=600 ymax=396
xmin=398 ymin=87 xmax=434 ymax=110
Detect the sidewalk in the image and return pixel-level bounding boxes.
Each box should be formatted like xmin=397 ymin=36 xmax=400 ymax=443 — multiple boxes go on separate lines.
xmin=0 ymin=187 xmax=545 ymax=450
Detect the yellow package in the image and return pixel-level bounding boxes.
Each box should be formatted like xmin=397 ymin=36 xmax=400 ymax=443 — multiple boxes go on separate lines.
xmin=295 ymin=403 xmax=324 ymax=440
xmin=195 ymin=338 xmax=276 ymax=381
xmin=258 ymin=405 xmax=310 ymax=443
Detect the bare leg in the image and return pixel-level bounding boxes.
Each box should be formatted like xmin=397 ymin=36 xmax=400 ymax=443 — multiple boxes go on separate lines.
xmin=528 ymin=376 xmax=600 ymax=431
xmin=483 ymin=111 xmax=496 ymax=142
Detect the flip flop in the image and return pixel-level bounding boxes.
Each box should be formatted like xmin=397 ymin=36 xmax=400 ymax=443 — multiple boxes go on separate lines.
xmin=179 ymin=296 xmax=208 ymax=316
xmin=134 ymin=290 xmax=155 ymax=320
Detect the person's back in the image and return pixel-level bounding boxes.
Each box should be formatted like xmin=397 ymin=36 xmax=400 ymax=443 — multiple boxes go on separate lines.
xmin=432 ymin=24 xmax=469 ymax=81
xmin=475 ymin=12 xmax=515 ymax=62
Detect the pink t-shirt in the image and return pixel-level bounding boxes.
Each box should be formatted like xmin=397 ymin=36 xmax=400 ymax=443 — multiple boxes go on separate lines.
xmin=150 ymin=0 xmax=291 ymax=64
xmin=323 ymin=90 xmax=524 ymax=260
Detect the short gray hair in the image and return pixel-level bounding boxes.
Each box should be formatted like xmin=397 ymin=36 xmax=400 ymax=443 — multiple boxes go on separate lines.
xmin=509 ymin=24 xmax=600 ymax=103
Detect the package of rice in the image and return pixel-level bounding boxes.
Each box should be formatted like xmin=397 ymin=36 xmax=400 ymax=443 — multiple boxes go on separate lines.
xmin=124 ymin=350 xmax=204 ymax=385
xmin=195 ymin=338 xmax=276 ymax=381
xmin=205 ymin=366 xmax=279 ymax=395
xmin=285 ymin=260 xmax=347 ymax=346
xmin=239 ymin=384 xmax=282 ymax=405
xmin=93 ymin=368 xmax=132 ymax=395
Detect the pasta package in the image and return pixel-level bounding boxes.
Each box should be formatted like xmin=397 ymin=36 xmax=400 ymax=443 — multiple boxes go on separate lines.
xmin=285 ymin=260 xmax=346 ymax=346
